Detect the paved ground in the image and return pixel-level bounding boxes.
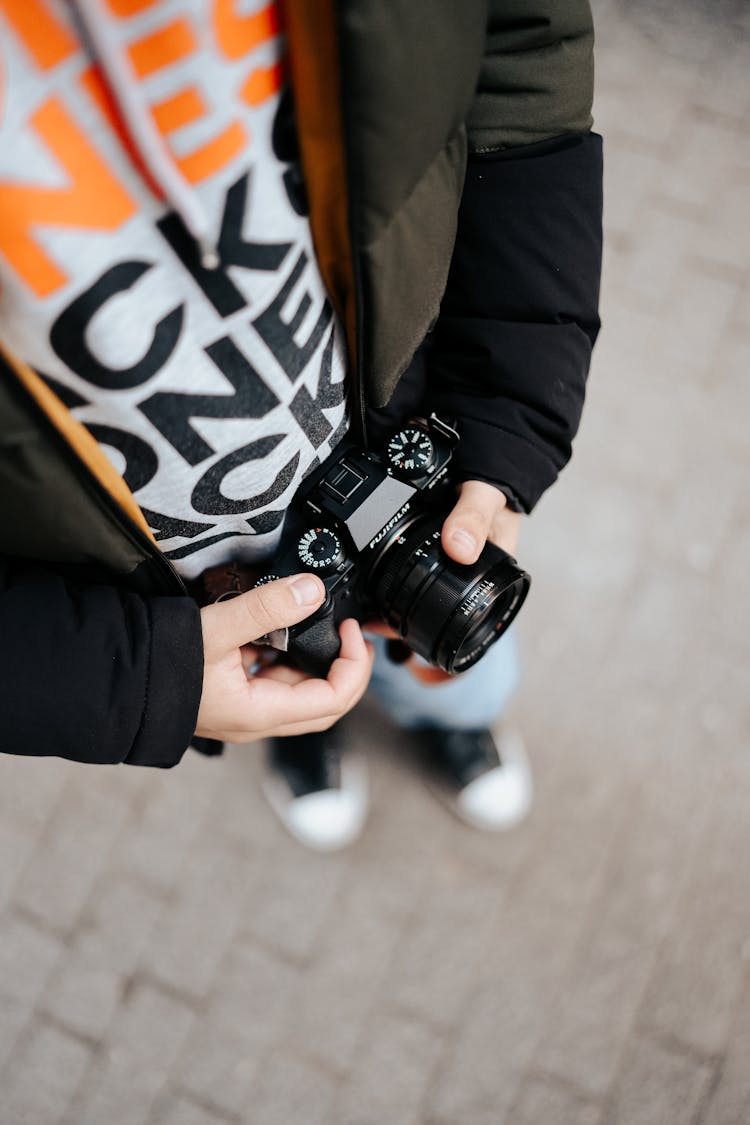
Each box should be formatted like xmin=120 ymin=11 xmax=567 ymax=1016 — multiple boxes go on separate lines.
xmin=1 ymin=2 xmax=749 ymax=1123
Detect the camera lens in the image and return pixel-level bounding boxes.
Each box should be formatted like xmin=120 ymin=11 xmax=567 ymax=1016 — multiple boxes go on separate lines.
xmin=370 ymin=514 xmax=530 ymax=673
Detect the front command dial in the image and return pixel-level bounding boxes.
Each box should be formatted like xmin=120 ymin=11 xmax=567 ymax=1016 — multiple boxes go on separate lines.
xmin=387 ymin=427 xmax=435 ymax=477
xmin=297 ymin=527 xmax=344 ymax=573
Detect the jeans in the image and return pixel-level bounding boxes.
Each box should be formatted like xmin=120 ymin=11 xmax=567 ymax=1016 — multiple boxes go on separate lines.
xmin=366 ymin=628 xmax=520 ymax=731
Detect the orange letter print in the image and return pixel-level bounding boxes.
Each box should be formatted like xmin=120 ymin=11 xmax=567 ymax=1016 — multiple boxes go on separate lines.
xmin=0 ymin=98 xmax=136 ymax=298
xmin=213 ymin=1 xmax=284 ymax=109
xmin=213 ymin=0 xmax=281 ymax=61
xmin=0 ymin=0 xmax=76 ymax=71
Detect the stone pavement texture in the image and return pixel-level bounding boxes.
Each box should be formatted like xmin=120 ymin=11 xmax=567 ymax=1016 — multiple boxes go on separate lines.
xmin=1 ymin=2 xmax=749 ymax=1123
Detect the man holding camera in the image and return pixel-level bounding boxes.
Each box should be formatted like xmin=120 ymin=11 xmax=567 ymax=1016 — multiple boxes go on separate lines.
xmin=0 ymin=0 xmax=601 ymax=849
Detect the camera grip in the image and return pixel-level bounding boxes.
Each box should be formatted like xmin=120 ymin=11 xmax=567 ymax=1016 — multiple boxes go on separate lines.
xmin=288 ymin=607 xmax=342 ymax=678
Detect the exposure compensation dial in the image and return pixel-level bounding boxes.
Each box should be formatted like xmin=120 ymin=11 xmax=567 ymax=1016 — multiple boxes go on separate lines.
xmin=297 ymin=527 xmax=344 ymax=574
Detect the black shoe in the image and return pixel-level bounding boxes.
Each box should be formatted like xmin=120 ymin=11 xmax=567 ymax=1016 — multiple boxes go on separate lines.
xmin=263 ymin=727 xmax=368 ymax=851
xmin=421 ymin=726 xmax=532 ymax=830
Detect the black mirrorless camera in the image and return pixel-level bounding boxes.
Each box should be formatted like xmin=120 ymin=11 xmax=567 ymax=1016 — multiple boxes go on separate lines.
xmin=257 ymin=416 xmax=531 ymax=677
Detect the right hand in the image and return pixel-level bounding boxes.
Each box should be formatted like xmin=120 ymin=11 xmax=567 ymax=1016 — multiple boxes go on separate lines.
xmin=195 ymin=574 xmax=374 ymax=743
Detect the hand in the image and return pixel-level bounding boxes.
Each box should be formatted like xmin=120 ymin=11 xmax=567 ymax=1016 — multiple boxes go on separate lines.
xmin=441 ymin=479 xmax=521 ymax=562
xmin=195 ymin=574 xmax=374 ymax=743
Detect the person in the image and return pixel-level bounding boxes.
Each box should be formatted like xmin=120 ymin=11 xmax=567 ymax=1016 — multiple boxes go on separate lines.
xmin=0 ymin=0 xmax=602 ymax=850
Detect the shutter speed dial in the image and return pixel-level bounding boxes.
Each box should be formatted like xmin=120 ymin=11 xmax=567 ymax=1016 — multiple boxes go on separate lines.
xmin=387 ymin=427 xmax=435 ymax=477
xmin=297 ymin=527 xmax=344 ymax=573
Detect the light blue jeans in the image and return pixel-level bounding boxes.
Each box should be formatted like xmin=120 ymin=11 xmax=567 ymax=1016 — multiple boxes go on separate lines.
xmin=366 ymin=628 xmax=520 ymax=731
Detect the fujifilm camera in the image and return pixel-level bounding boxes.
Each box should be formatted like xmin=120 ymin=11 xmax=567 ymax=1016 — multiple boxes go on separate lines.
xmin=257 ymin=416 xmax=531 ymax=676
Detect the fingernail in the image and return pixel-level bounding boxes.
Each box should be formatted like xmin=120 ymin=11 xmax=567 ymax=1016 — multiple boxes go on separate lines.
xmin=451 ymin=529 xmax=477 ymax=552
xmin=290 ymin=575 xmax=324 ymax=605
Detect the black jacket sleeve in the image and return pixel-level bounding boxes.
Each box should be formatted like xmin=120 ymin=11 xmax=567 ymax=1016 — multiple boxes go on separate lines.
xmin=428 ymin=131 xmax=603 ymax=512
xmin=0 ymin=559 xmax=204 ymax=767
xmin=425 ymin=0 xmax=602 ymax=512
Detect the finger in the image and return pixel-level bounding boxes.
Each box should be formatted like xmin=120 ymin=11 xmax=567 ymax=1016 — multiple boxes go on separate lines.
xmin=233 ymin=620 xmax=374 ymax=732
xmin=326 ymin=619 xmax=375 ymax=706
xmin=267 ymin=713 xmax=342 ymax=738
xmin=441 ymin=480 xmax=507 ymax=565
xmin=201 ymin=573 xmax=326 ymax=656
xmin=278 ymin=620 xmax=373 ymax=717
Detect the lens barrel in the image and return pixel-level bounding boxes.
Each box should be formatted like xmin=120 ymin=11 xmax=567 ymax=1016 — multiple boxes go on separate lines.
xmin=371 ymin=515 xmax=530 ymax=673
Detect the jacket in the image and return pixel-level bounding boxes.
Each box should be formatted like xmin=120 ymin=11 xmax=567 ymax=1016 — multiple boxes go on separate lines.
xmin=0 ymin=0 xmax=603 ymax=766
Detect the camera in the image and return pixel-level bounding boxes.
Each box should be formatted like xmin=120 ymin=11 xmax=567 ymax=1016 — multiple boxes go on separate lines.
xmin=257 ymin=416 xmax=530 ymax=676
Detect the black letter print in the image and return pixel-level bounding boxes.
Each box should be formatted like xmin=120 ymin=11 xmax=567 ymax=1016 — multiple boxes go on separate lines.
xmin=191 ymin=434 xmax=299 ymax=517
xmin=39 ymin=372 xmax=89 ymax=409
xmin=253 ymin=251 xmax=331 ymax=382
xmin=85 ymin=423 xmax=158 ymax=493
xmin=157 ymin=172 xmax=291 ymax=317
xmin=139 ymin=507 xmax=218 ymax=544
xmin=290 ymin=329 xmax=345 ymax=447
xmin=140 ymin=335 xmax=280 ymax=466
xmin=50 ymin=262 xmax=184 ymax=390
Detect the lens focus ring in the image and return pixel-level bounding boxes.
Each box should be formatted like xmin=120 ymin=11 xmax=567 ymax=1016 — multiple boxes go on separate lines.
xmin=369 ymin=514 xmax=530 ymax=673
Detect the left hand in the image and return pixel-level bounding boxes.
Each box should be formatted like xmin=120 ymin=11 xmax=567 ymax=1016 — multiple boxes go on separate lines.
xmin=367 ymin=480 xmax=522 ymax=684
xmin=441 ymin=479 xmax=521 ymax=563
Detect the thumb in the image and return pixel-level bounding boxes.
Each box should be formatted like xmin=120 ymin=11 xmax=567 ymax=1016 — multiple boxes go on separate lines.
xmin=201 ymin=573 xmax=326 ymax=656
xmin=441 ymin=479 xmax=506 ymax=565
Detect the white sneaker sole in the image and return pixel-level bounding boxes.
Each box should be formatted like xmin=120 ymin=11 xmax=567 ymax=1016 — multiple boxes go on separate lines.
xmin=262 ymin=751 xmax=369 ymax=852
xmin=428 ymin=728 xmax=533 ymax=832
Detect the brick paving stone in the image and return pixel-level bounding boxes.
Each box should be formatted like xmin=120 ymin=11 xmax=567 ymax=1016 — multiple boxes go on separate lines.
xmin=700 ymin=974 xmax=750 ymax=1125
xmin=0 ymin=821 xmax=36 ymax=914
xmin=510 ymin=1076 xmax=604 ymax=1125
xmin=198 ymin=746 xmax=283 ymax=854
xmin=664 ymin=269 xmax=742 ymax=374
xmin=37 ymin=877 xmax=168 ymax=1049
xmin=141 ymin=834 xmax=254 ymax=1000
xmin=40 ymin=945 xmax=123 ymax=1044
xmin=64 ymin=983 xmax=196 ymax=1125
xmin=150 ymin=1092 xmax=236 ymax=1125
xmin=112 ymin=751 xmax=225 ymax=890
xmin=424 ymin=1106 xmax=513 ymax=1125
xmin=243 ymin=1054 xmax=336 ymax=1125
xmin=709 ymin=521 xmax=750 ymax=660
xmin=240 ymin=844 xmax=350 ymax=965
xmin=74 ymin=875 xmax=166 ymax=978
xmin=694 ymin=172 xmax=750 ymax=275
xmin=617 ymin=201 xmax=700 ymax=313
xmin=425 ymin=758 xmax=628 ymax=1125
xmin=332 ymin=1013 xmax=442 ymax=1125
xmin=637 ymin=765 xmax=750 ymax=1058
xmin=1 ymin=1022 xmax=92 ymax=1125
xmin=0 ymin=754 xmax=70 ymax=836
xmin=604 ymin=1034 xmax=715 ymax=1125
xmin=172 ymin=942 xmax=300 ymax=1118
xmin=12 ymin=782 xmax=132 ymax=935
xmin=531 ymin=747 xmax=714 ymax=1097
xmin=387 ymin=870 xmax=510 ymax=1032
xmin=280 ymin=861 xmax=423 ymax=1076
xmin=0 ymin=915 xmax=63 ymax=1008
xmin=0 ymin=996 xmax=32 ymax=1077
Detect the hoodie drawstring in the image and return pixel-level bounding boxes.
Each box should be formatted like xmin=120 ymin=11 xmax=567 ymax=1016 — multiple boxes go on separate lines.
xmin=72 ymin=0 xmax=220 ymax=269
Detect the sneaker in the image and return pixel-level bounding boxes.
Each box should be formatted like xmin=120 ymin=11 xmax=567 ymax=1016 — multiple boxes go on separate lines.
xmin=263 ymin=726 xmax=368 ymax=851
xmin=421 ymin=726 xmax=532 ymax=831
